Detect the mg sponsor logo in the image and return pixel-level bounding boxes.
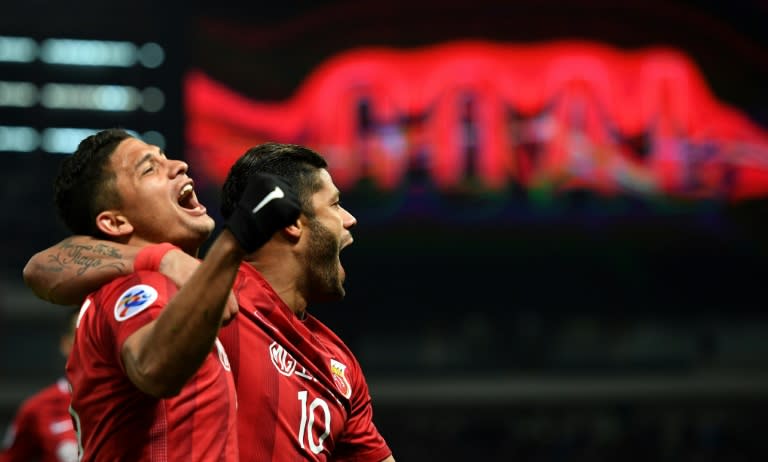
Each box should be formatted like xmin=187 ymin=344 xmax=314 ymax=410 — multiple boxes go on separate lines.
xmin=270 ymin=342 xmax=297 ymax=376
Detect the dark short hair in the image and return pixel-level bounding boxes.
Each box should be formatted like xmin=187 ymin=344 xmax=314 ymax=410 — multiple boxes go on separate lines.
xmin=220 ymin=142 xmax=328 ymax=219
xmin=54 ymin=128 xmax=131 ymax=237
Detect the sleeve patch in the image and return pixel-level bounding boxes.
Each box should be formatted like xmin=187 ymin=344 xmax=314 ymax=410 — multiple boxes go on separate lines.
xmin=114 ymin=284 xmax=158 ymax=321
xmin=330 ymin=358 xmax=352 ymax=399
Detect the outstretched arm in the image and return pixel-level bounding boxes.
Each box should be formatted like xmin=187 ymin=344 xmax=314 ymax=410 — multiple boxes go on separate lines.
xmin=23 ymin=237 xmax=137 ymax=305
xmin=23 ymin=237 xmax=213 ymax=306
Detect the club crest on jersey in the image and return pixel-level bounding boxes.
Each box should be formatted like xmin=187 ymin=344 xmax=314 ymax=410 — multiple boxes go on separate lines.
xmin=114 ymin=284 xmax=158 ymax=321
xmin=270 ymin=342 xmax=297 ymax=376
xmin=330 ymin=359 xmax=352 ymax=399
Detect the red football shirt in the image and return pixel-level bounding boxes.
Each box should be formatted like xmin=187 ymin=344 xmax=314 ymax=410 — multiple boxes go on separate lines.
xmin=1 ymin=379 xmax=77 ymax=462
xmin=66 ymin=271 xmax=238 ymax=462
xmin=220 ymin=263 xmax=391 ymax=462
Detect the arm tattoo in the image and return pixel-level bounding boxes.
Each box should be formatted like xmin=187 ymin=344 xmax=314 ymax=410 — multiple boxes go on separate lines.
xmin=45 ymin=239 xmax=127 ymax=276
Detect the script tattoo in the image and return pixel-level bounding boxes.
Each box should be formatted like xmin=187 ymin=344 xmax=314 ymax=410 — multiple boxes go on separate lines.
xmin=46 ymin=239 xmax=126 ymax=276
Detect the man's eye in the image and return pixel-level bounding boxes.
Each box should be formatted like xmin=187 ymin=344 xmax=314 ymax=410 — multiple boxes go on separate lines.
xmin=142 ymin=166 xmax=154 ymax=175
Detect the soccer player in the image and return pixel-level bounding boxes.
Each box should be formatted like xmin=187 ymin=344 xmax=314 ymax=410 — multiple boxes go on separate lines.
xmin=24 ymin=142 xmax=396 ymax=461
xmin=1 ymin=310 xmax=78 ymax=462
xmin=36 ymin=129 xmax=301 ymax=460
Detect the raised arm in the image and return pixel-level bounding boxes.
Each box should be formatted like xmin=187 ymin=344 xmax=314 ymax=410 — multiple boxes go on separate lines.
xmin=23 ymin=236 xmax=137 ymax=306
xmin=120 ymin=172 xmax=301 ymax=397
xmin=121 ymin=230 xmax=245 ymax=397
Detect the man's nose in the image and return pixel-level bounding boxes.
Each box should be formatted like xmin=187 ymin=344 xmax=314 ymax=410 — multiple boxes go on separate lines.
xmin=168 ymin=159 xmax=189 ymax=177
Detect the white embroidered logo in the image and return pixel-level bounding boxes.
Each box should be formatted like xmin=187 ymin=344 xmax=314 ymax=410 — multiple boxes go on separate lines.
xmin=269 ymin=342 xmax=297 ymax=376
xmin=251 ymin=186 xmax=285 ymax=214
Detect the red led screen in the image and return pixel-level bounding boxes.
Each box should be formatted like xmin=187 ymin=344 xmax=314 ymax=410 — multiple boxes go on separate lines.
xmin=185 ymin=40 xmax=768 ymax=201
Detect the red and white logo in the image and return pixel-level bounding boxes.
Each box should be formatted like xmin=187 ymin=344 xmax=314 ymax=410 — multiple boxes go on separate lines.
xmin=215 ymin=338 xmax=231 ymax=371
xmin=330 ymin=359 xmax=351 ymax=399
xmin=269 ymin=342 xmax=297 ymax=376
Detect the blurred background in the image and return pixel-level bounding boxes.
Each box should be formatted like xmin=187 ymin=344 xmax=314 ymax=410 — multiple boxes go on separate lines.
xmin=1 ymin=0 xmax=767 ymax=460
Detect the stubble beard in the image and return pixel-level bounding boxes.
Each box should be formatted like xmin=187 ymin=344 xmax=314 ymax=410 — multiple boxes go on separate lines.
xmin=305 ymin=218 xmax=345 ymax=302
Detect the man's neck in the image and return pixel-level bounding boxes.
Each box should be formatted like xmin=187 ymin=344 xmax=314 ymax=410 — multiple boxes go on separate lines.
xmin=246 ymin=258 xmax=308 ymax=318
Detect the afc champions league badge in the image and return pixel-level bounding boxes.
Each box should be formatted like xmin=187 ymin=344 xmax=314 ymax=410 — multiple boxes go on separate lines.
xmin=330 ymin=359 xmax=351 ymax=399
xmin=114 ymin=284 xmax=158 ymax=321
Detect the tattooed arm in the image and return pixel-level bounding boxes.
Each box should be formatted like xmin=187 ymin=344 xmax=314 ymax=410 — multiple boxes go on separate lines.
xmin=22 ymin=236 xmax=137 ymax=306
xmin=24 ymin=236 xmax=240 ymax=320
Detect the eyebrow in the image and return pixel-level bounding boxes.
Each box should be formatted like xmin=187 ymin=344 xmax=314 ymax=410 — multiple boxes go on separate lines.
xmin=134 ymin=149 xmax=166 ymax=171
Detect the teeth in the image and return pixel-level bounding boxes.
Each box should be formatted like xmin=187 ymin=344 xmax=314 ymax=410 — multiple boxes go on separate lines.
xmin=179 ymin=184 xmax=193 ymax=199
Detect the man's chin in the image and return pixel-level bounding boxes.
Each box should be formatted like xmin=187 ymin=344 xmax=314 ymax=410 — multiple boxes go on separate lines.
xmin=200 ymin=216 xmax=216 ymax=234
xmin=329 ymin=282 xmax=346 ymax=301
xmin=193 ymin=218 xmax=216 ymax=241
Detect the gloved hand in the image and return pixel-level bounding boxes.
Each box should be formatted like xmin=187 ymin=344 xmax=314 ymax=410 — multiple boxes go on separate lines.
xmin=225 ymin=172 xmax=301 ymax=252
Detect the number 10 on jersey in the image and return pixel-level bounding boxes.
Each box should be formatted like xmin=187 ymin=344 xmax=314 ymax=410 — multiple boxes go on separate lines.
xmin=297 ymin=391 xmax=331 ymax=455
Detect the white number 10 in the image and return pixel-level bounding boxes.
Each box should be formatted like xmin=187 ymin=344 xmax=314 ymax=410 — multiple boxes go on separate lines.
xmin=297 ymin=391 xmax=331 ymax=454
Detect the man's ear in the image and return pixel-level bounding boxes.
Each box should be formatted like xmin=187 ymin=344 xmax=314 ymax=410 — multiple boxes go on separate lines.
xmin=283 ymin=216 xmax=303 ymax=240
xmin=96 ymin=210 xmax=134 ymax=238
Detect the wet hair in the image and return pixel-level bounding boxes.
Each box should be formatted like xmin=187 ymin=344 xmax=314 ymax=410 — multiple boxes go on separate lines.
xmin=54 ymin=128 xmax=131 ymax=237
xmin=220 ymin=142 xmax=328 ymax=219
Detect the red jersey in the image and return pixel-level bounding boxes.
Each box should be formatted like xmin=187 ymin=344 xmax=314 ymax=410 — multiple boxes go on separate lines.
xmin=220 ymin=263 xmax=391 ymax=462
xmin=1 ymin=379 xmax=77 ymax=462
xmin=66 ymin=271 xmax=238 ymax=462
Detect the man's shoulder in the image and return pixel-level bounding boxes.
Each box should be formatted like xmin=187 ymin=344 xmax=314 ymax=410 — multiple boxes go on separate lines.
xmin=307 ymin=316 xmax=353 ymax=352
xmin=235 ymin=264 xmax=273 ymax=293
xmin=305 ymin=317 xmax=363 ymax=371
xmin=83 ymin=271 xmax=173 ymax=326
xmin=104 ymin=270 xmax=173 ymax=287
xmin=91 ymin=270 xmax=174 ymax=301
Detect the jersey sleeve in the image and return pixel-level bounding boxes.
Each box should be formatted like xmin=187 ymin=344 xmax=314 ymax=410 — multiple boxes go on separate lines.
xmin=97 ymin=271 xmax=174 ymax=373
xmin=333 ymin=357 xmax=392 ymax=462
xmin=0 ymin=400 xmax=39 ymax=462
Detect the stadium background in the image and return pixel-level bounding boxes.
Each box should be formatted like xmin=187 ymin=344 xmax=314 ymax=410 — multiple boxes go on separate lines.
xmin=1 ymin=0 xmax=767 ymax=460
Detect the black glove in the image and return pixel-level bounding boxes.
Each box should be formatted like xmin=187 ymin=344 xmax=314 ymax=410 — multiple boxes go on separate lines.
xmin=226 ymin=172 xmax=301 ymax=252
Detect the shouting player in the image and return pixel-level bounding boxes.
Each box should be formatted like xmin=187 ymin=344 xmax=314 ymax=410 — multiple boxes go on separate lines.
xmin=29 ymin=129 xmax=300 ymax=460
xmin=24 ymin=142 xmax=395 ymax=461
